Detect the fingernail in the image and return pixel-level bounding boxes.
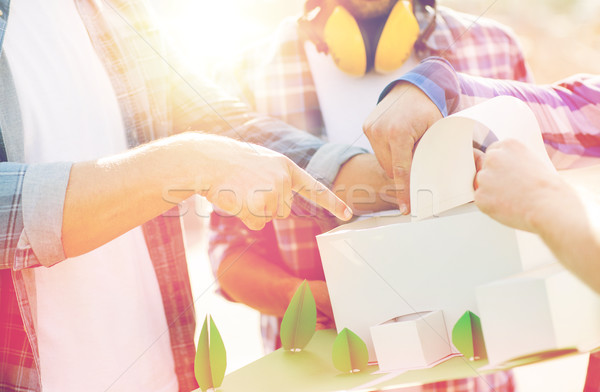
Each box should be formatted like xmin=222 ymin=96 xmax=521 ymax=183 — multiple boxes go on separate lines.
xmin=399 ymin=204 xmax=408 ymax=215
xmin=344 ymin=207 xmax=353 ymax=220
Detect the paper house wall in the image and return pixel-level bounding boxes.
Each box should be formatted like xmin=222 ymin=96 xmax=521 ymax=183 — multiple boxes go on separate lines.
xmin=476 ymin=263 xmax=600 ymax=365
xmin=316 ymin=205 xmax=555 ymax=362
xmin=370 ymin=311 xmax=453 ymax=371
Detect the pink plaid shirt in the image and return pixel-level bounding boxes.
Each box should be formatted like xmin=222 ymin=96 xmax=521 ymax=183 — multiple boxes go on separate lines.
xmin=209 ymin=5 xmax=532 ymax=392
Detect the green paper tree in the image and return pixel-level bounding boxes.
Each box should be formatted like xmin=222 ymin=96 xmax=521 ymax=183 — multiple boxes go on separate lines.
xmin=280 ymin=280 xmax=317 ymax=351
xmin=195 ymin=315 xmax=227 ymax=391
xmin=452 ymin=310 xmax=487 ymax=361
xmin=332 ymin=328 xmax=369 ymax=373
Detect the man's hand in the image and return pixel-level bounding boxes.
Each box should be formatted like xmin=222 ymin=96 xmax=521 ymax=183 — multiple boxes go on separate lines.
xmin=217 ymin=248 xmax=336 ymax=328
xmin=307 ymin=280 xmax=335 ymax=330
xmin=62 ymin=132 xmax=350 ymax=258
xmin=332 ymin=153 xmax=397 ymax=214
xmin=474 ymin=140 xmax=600 ymax=293
xmin=474 ymin=139 xmax=563 ymax=232
xmin=307 ymin=280 xmax=334 ymax=319
xmin=199 ymin=135 xmax=353 ymax=230
xmin=362 ymin=82 xmax=442 ymax=213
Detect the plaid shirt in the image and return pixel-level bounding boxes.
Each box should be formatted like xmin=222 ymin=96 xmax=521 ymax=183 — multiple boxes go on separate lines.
xmin=0 ymin=1 xmax=351 ymax=391
xmin=387 ymin=56 xmax=600 ymax=166
xmin=209 ymin=6 xmax=533 ymax=392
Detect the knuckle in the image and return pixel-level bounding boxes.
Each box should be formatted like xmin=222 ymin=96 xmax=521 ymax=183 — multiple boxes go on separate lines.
xmin=392 ymin=165 xmax=410 ymax=180
xmin=273 ymin=154 xmax=290 ymax=168
xmin=473 ymin=190 xmax=489 ymax=210
xmin=364 ymin=121 xmax=386 ymax=139
xmin=362 ymin=119 xmax=375 ymax=136
xmin=476 ymin=170 xmax=488 ymax=185
xmin=504 ymin=139 xmax=519 ymax=147
xmin=279 ymin=207 xmax=291 ymax=219
xmin=216 ymin=192 xmax=237 ymax=213
xmin=241 ymin=214 xmax=262 ymax=231
xmin=282 ymin=176 xmax=292 ymax=189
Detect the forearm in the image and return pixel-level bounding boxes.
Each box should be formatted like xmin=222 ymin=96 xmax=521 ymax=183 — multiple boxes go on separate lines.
xmin=454 ymin=72 xmax=600 ymax=161
xmin=63 ymin=132 xmax=208 ymax=258
xmin=529 ymin=181 xmax=600 ymax=292
xmin=171 ymin=72 xmax=366 ymax=190
xmin=382 ymin=58 xmax=600 ymax=167
xmin=217 ymin=249 xmax=300 ymax=317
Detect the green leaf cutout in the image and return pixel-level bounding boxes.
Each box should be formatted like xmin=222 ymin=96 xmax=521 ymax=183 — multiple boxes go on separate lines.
xmin=195 ymin=315 xmax=227 ymax=391
xmin=332 ymin=328 xmax=369 ymax=373
xmin=452 ymin=310 xmax=487 ymax=361
xmin=280 ymin=280 xmax=317 ymax=351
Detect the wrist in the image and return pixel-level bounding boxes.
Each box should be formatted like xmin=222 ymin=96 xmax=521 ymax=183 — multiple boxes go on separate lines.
xmin=526 ymin=174 xmax=570 ymax=234
xmin=332 ymin=153 xmax=397 ymax=214
xmin=378 ymin=57 xmax=460 ymax=117
xmin=176 ymin=131 xmax=232 ymax=195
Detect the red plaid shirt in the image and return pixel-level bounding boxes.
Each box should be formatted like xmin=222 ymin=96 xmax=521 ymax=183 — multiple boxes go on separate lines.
xmin=209 ymin=6 xmax=532 ymax=392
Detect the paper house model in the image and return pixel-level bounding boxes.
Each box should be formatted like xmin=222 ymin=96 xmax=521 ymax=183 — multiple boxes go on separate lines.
xmin=370 ymin=311 xmax=453 ymax=371
xmin=476 ymin=263 xmax=600 ymax=365
xmin=316 ymin=97 xmax=558 ymax=363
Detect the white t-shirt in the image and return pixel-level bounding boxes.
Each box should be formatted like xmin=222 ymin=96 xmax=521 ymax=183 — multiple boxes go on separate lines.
xmin=304 ymin=41 xmax=418 ymax=151
xmin=4 ymin=1 xmax=178 ymax=391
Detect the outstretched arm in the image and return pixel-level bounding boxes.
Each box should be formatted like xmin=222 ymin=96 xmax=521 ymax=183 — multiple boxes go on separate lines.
xmin=474 ymin=139 xmax=600 ymax=293
xmin=64 ymin=132 xmax=351 ymax=257
xmin=2 ymin=132 xmax=351 ymax=269
xmin=363 ymin=56 xmax=600 ymax=209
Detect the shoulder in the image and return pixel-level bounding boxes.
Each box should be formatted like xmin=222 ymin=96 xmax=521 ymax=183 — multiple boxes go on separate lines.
xmin=430 ymin=7 xmax=522 ymax=52
xmin=424 ymin=7 xmax=529 ymax=79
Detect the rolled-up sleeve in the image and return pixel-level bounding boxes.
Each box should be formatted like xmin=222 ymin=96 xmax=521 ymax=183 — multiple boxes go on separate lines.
xmin=0 ymin=162 xmax=27 ymax=268
xmin=305 ymin=143 xmax=368 ymax=189
xmin=21 ymin=162 xmax=72 ymax=267
xmin=1 ymin=161 xmax=72 ymax=269
xmin=377 ymin=57 xmax=462 ymax=117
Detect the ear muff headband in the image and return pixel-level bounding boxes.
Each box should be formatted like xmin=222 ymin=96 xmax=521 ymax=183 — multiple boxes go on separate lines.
xmin=320 ymin=1 xmax=420 ymax=76
xmin=374 ymin=1 xmax=420 ymax=73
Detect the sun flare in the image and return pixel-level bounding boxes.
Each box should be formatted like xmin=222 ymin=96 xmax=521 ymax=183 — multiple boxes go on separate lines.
xmin=159 ymin=0 xmax=303 ymax=72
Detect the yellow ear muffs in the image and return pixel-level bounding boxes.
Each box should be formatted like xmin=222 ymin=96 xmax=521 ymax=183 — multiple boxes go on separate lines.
xmin=323 ymin=6 xmax=368 ymax=77
xmin=375 ymin=1 xmax=420 ymax=73
xmin=318 ymin=1 xmax=421 ymax=77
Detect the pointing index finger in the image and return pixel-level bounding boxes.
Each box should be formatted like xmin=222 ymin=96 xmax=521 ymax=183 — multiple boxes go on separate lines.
xmin=290 ymin=163 xmax=353 ymax=221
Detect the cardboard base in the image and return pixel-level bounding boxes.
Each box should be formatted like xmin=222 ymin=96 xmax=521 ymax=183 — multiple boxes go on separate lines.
xmin=205 ymin=330 xmax=587 ymax=392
